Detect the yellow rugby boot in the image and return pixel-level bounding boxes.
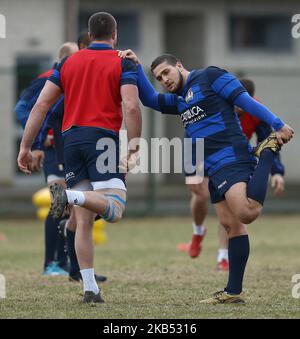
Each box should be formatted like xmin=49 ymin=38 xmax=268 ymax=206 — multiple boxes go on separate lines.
xmin=253 ymin=132 xmax=281 ymax=158
xmin=200 ymin=291 xmax=245 ymax=304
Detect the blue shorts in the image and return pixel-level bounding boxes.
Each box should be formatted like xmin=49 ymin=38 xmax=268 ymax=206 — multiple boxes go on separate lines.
xmin=43 ymin=147 xmax=65 ymax=182
xmin=209 ymin=162 xmax=256 ymax=204
xmin=63 ymin=127 xmax=125 ymax=189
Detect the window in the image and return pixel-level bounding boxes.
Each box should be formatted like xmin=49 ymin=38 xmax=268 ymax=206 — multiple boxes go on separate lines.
xmin=16 ymin=56 xmax=51 ymax=101
xmin=230 ymin=15 xmax=293 ymax=52
xmin=79 ymin=11 xmax=140 ymax=50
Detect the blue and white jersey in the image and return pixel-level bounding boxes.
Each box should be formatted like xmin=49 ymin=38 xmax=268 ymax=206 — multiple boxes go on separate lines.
xmin=157 ymin=67 xmax=257 ymax=176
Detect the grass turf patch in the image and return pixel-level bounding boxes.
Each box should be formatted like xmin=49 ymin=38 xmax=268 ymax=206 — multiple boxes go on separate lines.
xmin=0 ymin=215 xmax=300 ymax=318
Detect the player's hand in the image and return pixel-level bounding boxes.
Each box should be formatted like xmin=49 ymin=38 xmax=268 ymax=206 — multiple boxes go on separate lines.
xmin=275 ymin=124 xmax=294 ymax=145
xmin=271 ymin=174 xmax=285 ymax=196
xmin=31 ymin=150 xmax=44 ymax=172
xmin=118 ymin=49 xmax=140 ymax=65
xmin=17 ymin=147 xmax=34 ymax=174
xmin=119 ymin=151 xmax=140 ymax=176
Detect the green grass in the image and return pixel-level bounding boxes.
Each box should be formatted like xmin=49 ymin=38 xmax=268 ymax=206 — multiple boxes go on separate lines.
xmin=0 ymin=215 xmax=300 ymax=319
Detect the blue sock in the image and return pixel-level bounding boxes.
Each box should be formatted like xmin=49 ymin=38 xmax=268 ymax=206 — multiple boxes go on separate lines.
xmin=44 ymin=213 xmax=59 ymax=269
xmin=66 ymin=229 xmax=80 ymax=275
xmin=225 ymin=235 xmax=250 ymax=295
xmin=57 ymin=230 xmax=68 ymax=269
xmin=247 ymin=149 xmax=276 ymax=205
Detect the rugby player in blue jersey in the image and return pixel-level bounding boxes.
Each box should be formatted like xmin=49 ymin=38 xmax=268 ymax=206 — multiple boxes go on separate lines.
xmin=178 ymin=78 xmax=286 ymax=272
xmin=119 ymin=50 xmax=294 ymax=304
xmin=15 ymin=42 xmax=78 ymax=277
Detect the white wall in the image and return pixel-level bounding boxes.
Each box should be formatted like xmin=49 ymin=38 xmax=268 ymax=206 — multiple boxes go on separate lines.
xmin=0 ymin=0 xmax=299 ymax=184
xmin=0 ymin=0 xmax=64 ymax=183
xmin=246 ymin=73 xmax=300 ymax=181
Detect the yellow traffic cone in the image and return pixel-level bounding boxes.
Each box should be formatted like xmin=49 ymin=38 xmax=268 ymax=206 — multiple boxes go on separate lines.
xmin=94 ymin=219 xmax=106 ymax=230
xmin=93 ymin=219 xmax=107 ymax=245
xmin=32 ymin=187 xmax=51 ymax=207
xmin=37 ymin=206 xmax=50 ymax=221
xmin=93 ymin=231 xmax=108 ymax=245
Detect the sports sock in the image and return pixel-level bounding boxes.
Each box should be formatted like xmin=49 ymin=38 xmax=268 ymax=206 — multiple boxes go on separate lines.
xmin=44 ymin=212 xmax=59 ymax=269
xmin=80 ymin=268 xmax=99 ymax=294
xmin=57 ymin=231 xmax=68 ymax=269
xmin=192 ymin=223 xmax=206 ymax=236
xmin=66 ymin=229 xmax=80 ymax=275
xmin=247 ymin=149 xmax=276 ymax=205
xmin=217 ymin=248 xmax=228 ymax=262
xmin=225 ymin=235 xmax=249 ymax=295
xmin=66 ymin=190 xmax=85 ymax=206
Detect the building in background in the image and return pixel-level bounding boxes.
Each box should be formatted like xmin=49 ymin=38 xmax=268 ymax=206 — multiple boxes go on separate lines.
xmin=0 ymin=0 xmax=299 ymax=214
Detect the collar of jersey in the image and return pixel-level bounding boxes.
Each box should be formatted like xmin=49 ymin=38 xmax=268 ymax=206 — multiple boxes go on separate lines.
xmin=88 ymin=43 xmax=113 ymax=50
xmin=181 ymin=70 xmax=197 ymax=96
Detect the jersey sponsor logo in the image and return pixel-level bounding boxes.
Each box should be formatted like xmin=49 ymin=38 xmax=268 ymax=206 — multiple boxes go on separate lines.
xmin=185 ymin=88 xmax=194 ymax=103
xmin=180 ymin=105 xmax=206 ymax=127
xmin=218 ymin=180 xmax=227 ymax=190
xmin=65 ymin=172 xmax=75 ymax=182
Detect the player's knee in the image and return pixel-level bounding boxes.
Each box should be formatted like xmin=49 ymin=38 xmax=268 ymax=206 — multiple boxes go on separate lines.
xmin=219 ymin=216 xmax=231 ymax=230
xmin=195 ymin=192 xmax=209 ymax=205
xmin=101 ymin=197 xmax=125 ymax=223
xmin=189 ymin=184 xmax=209 ymax=202
xmin=188 ymin=183 xmax=202 ymax=194
xmin=220 ymin=218 xmax=230 ymax=231
xmin=248 ymin=208 xmax=261 ymax=223
xmin=108 ymin=207 xmax=123 ymax=224
xmin=238 ymin=216 xmax=252 ymax=225
xmin=237 ymin=210 xmax=259 ymax=224
xmin=235 ymin=201 xmax=262 ymax=224
xmin=66 ymin=219 xmax=76 ymax=232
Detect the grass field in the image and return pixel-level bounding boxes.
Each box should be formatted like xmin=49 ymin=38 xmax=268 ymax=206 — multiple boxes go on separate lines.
xmin=0 ymin=215 xmax=300 ymax=319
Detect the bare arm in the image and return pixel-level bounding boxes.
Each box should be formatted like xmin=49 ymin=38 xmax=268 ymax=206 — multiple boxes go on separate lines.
xmin=18 ymin=81 xmax=62 ymax=173
xmin=121 ymin=84 xmax=142 ymax=153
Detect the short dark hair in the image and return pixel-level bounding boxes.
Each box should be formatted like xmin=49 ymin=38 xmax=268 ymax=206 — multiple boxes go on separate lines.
xmin=240 ymin=78 xmax=255 ymax=97
xmin=88 ymin=12 xmax=117 ymax=41
xmin=151 ymin=54 xmax=180 ymax=72
xmin=77 ymin=30 xmax=91 ymax=49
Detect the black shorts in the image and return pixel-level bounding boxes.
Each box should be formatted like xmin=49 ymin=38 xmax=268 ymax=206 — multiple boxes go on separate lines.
xmin=209 ymin=162 xmax=256 ymax=204
xmin=43 ymin=147 xmax=64 ymax=182
xmin=63 ymin=131 xmax=125 ymax=189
